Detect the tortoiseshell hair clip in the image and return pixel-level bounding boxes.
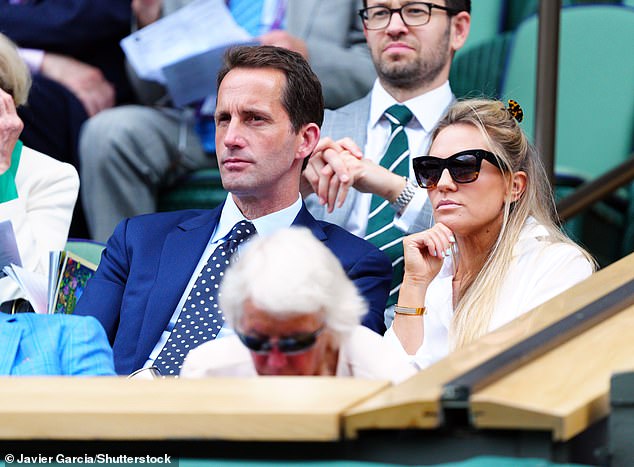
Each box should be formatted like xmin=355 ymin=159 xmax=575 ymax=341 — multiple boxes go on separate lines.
xmin=505 ymin=99 xmax=524 ymax=123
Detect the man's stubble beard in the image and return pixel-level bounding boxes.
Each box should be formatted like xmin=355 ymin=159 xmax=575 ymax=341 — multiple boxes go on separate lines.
xmin=375 ymin=25 xmax=452 ymax=91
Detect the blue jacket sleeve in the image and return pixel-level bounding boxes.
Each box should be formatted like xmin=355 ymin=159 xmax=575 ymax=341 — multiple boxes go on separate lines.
xmin=74 ymin=219 xmax=130 ymax=345
xmin=61 ymin=315 xmax=116 ymax=376
xmin=346 ymin=247 xmax=392 ymax=335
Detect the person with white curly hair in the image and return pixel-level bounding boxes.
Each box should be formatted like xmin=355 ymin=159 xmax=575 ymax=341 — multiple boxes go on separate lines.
xmin=182 ymin=227 xmax=414 ymax=383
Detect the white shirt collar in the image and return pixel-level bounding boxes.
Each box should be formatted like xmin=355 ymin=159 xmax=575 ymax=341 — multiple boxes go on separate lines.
xmin=369 ymin=80 xmax=454 ymax=133
xmin=213 ymin=193 xmax=303 ymax=243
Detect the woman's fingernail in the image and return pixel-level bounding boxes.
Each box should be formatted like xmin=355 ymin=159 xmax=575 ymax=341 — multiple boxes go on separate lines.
xmin=445 ymin=247 xmax=452 ymax=256
xmin=449 ymin=235 xmax=456 ymax=243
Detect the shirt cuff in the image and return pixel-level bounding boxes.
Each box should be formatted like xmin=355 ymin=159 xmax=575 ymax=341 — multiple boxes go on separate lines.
xmin=18 ymin=48 xmax=44 ymax=73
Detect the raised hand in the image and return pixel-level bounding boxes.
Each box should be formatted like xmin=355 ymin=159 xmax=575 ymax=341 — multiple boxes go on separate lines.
xmin=0 ymin=88 xmax=23 ymax=174
xmin=303 ymin=137 xmax=406 ymax=213
xmin=258 ymin=30 xmax=308 ymax=58
xmin=40 ymin=53 xmax=115 ymax=117
xmin=402 ymin=222 xmax=456 ymax=284
xmin=132 ymin=0 xmax=163 ymax=28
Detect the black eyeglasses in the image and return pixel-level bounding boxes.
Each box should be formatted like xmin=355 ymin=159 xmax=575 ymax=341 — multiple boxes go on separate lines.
xmin=358 ymin=2 xmax=461 ymax=30
xmin=235 ymin=326 xmax=325 ymax=355
xmin=412 ymin=149 xmax=502 ymax=189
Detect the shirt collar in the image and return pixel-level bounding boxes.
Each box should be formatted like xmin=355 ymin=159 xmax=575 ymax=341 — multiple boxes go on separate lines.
xmin=369 ymin=80 xmax=454 ymax=133
xmin=213 ymin=193 xmax=303 ymax=243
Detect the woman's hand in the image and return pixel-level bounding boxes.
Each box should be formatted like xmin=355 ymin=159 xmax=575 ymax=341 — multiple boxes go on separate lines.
xmin=0 ymin=88 xmax=23 ymax=174
xmin=402 ymin=222 xmax=456 ymax=285
xmin=393 ymin=222 xmax=456 ymax=355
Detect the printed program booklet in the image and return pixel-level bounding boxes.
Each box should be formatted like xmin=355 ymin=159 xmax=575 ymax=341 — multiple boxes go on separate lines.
xmin=3 ymin=251 xmax=97 ymax=314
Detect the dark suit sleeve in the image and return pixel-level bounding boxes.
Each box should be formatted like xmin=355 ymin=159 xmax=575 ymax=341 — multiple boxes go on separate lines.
xmin=0 ymin=1 xmax=131 ymax=55
xmin=74 ymin=219 xmax=131 ymax=345
xmin=346 ymin=247 xmax=392 ymax=335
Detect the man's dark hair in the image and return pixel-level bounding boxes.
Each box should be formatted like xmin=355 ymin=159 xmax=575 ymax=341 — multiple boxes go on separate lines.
xmin=446 ymin=0 xmax=470 ymax=13
xmin=362 ymin=0 xmax=471 ymax=14
xmin=217 ymin=45 xmax=324 ymax=132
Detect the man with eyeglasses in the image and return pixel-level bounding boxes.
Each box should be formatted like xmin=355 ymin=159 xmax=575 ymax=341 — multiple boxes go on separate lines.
xmin=302 ymin=0 xmax=471 ymax=328
xmin=181 ymin=228 xmax=414 ymax=382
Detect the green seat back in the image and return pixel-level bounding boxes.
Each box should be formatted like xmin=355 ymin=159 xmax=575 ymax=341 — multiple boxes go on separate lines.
xmin=158 ymin=168 xmax=226 ymax=212
xmin=450 ymin=31 xmax=513 ymax=99
xmin=500 ymin=5 xmax=634 ymax=181
xmin=65 ymin=239 xmax=106 ymax=267
xmin=459 ymin=0 xmax=505 ymax=51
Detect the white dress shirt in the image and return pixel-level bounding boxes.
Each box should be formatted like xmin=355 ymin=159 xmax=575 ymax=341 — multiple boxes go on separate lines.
xmin=383 ymin=218 xmax=595 ymax=369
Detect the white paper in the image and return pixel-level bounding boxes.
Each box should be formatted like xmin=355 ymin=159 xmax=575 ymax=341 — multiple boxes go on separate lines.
xmin=48 ymin=250 xmax=62 ymax=314
xmin=0 ymin=220 xmax=21 ymax=278
xmin=2 ymin=265 xmax=47 ymax=314
xmin=121 ymin=0 xmax=252 ymax=84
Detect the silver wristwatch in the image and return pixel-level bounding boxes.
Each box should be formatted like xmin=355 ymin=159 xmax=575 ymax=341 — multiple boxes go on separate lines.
xmin=391 ymin=177 xmax=417 ymax=212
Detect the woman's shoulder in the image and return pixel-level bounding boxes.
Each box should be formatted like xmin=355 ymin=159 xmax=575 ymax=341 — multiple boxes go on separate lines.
xmin=16 ymin=145 xmax=79 ymax=188
xmin=516 ymin=218 xmax=591 ymax=264
xmin=18 ymin=145 xmax=77 ymax=174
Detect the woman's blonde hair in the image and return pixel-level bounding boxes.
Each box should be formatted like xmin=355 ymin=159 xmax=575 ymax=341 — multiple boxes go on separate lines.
xmin=0 ymin=33 xmax=31 ymax=106
xmin=432 ymin=98 xmax=596 ymax=348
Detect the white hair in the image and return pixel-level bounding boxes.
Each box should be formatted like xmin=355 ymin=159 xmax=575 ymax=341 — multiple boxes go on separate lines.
xmin=219 ymin=227 xmax=366 ymax=337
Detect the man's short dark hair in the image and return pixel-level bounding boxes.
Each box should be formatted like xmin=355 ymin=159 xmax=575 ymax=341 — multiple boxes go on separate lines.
xmin=362 ymin=0 xmax=471 ymax=14
xmin=217 ymin=45 xmax=324 ymax=132
xmin=446 ymin=0 xmax=470 ymax=13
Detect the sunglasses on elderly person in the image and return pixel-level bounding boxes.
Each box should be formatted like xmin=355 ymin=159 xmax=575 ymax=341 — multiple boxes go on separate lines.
xmin=412 ymin=149 xmax=502 ymax=189
xmin=235 ymin=326 xmax=325 ymax=355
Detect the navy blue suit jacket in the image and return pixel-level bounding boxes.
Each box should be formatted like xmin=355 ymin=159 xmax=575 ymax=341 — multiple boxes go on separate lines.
xmin=75 ymin=204 xmax=392 ymax=374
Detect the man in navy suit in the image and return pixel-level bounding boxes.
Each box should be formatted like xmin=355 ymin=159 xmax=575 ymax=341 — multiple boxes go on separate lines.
xmin=75 ymin=45 xmax=392 ymax=376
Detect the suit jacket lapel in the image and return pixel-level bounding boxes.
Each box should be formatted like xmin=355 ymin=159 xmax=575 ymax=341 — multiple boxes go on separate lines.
xmin=135 ymin=205 xmax=224 ymax=369
xmin=0 ymin=316 xmax=22 ymax=375
xmin=292 ymin=204 xmax=327 ymax=241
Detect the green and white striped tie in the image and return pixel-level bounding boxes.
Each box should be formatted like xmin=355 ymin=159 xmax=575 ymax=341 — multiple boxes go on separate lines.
xmin=364 ymin=104 xmax=413 ymax=307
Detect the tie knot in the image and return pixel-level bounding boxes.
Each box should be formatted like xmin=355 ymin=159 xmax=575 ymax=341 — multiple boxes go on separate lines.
xmin=228 ymin=220 xmax=257 ymax=245
xmin=385 ymin=104 xmax=413 ymax=127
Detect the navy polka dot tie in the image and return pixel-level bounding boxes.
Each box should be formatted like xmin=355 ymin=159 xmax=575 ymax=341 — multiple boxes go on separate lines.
xmin=154 ymin=220 xmax=256 ymax=376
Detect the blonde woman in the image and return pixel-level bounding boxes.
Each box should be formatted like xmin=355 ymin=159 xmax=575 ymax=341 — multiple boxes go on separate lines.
xmin=386 ymin=98 xmax=595 ymax=368
xmin=0 ymin=33 xmax=79 ymax=313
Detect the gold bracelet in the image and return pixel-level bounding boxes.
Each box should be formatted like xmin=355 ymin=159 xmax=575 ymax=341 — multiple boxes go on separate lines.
xmin=394 ymin=305 xmax=426 ymax=316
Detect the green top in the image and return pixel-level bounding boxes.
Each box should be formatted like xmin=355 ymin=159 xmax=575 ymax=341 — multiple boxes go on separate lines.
xmin=0 ymin=139 xmax=22 ymax=204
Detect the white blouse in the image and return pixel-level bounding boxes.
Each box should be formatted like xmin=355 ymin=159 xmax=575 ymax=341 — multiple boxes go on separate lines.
xmin=384 ymin=218 xmax=594 ymax=369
